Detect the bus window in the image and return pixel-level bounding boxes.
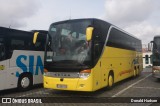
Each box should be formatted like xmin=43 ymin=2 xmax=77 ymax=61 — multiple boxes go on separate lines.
xmin=34 ymin=35 xmax=45 ymax=51
xmin=34 ymin=33 xmax=45 ymax=51
xmin=11 ymin=39 xmax=25 ymax=50
xmin=0 ymin=38 xmax=5 ymax=61
xmin=145 ymin=55 xmax=149 ymax=64
xmin=94 ymin=36 xmax=101 ymax=60
xmin=34 ymin=41 xmax=45 ymax=51
xmin=0 ymin=43 xmax=5 ymax=61
xmin=150 ymin=54 xmax=153 ymax=64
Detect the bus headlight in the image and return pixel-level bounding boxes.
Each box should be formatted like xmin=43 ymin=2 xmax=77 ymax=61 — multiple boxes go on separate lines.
xmin=79 ymin=69 xmax=91 ymax=78
xmin=43 ymin=68 xmax=49 ymax=76
xmin=79 ymin=73 xmax=90 ymax=78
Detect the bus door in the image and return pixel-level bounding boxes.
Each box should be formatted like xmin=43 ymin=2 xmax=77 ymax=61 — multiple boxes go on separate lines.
xmin=0 ymin=43 xmax=7 ymax=90
xmin=93 ymin=36 xmax=104 ymax=89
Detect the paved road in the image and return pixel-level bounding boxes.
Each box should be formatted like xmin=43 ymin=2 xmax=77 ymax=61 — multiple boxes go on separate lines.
xmin=0 ymin=68 xmax=160 ymax=106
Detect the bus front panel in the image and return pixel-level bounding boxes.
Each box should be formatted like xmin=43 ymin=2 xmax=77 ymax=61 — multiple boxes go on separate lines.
xmin=44 ymin=71 xmax=93 ymax=91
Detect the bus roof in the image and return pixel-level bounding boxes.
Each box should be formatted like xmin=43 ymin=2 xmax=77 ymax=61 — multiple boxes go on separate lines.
xmin=0 ymin=26 xmax=47 ymax=37
xmin=50 ymin=18 xmax=141 ymax=41
xmin=154 ymin=35 xmax=160 ymax=38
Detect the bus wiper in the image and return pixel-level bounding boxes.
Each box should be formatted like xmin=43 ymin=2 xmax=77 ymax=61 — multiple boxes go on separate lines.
xmin=54 ymin=60 xmax=85 ymax=66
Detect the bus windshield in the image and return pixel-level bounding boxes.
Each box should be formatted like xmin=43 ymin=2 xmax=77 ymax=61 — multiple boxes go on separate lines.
xmin=154 ymin=37 xmax=160 ymax=50
xmin=46 ymin=20 xmax=92 ymax=67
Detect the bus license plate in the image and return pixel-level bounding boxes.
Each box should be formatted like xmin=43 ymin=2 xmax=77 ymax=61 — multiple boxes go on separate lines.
xmin=57 ymin=84 xmax=67 ymax=89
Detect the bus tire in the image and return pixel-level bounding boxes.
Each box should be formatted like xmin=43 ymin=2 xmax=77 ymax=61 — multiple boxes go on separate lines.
xmin=18 ymin=73 xmax=33 ymax=91
xmin=108 ymin=72 xmax=114 ymax=89
xmin=157 ymin=78 xmax=160 ymax=82
xmin=133 ymin=67 xmax=137 ymax=77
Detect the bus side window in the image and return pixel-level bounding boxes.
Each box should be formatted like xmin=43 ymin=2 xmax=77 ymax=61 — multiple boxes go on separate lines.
xmin=34 ymin=41 xmax=45 ymax=51
xmin=8 ymin=39 xmax=25 ymax=58
xmin=34 ymin=34 xmax=45 ymax=51
xmin=150 ymin=54 xmax=153 ymax=64
xmin=0 ymin=43 xmax=5 ymax=61
xmin=145 ymin=55 xmax=149 ymax=64
xmin=93 ymin=35 xmax=101 ymax=60
xmin=11 ymin=39 xmax=25 ymax=50
xmin=94 ymin=42 xmax=100 ymax=57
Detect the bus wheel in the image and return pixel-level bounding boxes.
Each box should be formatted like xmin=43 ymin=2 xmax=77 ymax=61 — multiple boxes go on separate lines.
xmin=18 ymin=74 xmax=33 ymax=91
xmin=108 ymin=73 xmax=114 ymax=89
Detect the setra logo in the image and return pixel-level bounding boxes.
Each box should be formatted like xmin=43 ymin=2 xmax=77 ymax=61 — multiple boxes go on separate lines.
xmin=15 ymin=55 xmax=43 ymax=77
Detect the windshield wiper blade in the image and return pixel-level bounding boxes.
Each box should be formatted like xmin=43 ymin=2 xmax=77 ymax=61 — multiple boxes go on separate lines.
xmin=53 ymin=60 xmax=85 ymax=66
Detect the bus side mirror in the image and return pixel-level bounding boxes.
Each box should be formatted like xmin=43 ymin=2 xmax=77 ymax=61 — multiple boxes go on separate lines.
xmin=33 ymin=32 xmax=39 ymax=44
xmin=148 ymin=41 xmax=153 ymax=51
xmin=0 ymin=43 xmax=5 ymax=60
xmin=86 ymin=27 xmax=94 ymax=41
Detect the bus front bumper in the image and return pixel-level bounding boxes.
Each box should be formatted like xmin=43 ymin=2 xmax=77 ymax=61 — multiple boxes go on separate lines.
xmin=152 ymin=66 xmax=160 ymax=78
xmin=43 ymin=76 xmax=93 ymax=91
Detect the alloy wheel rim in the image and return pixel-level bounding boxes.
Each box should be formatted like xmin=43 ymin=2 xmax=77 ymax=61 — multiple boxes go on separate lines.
xmin=21 ymin=77 xmax=30 ymax=88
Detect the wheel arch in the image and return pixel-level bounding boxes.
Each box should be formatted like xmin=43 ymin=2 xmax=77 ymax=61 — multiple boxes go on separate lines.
xmin=17 ymin=72 xmax=33 ymax=91
xmin=109 ymin=70 xmax=114 ymax=80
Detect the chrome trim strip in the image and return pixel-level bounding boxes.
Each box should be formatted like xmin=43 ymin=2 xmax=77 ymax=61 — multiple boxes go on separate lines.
xmin=44 ymin=72 xmax=79 ymax=78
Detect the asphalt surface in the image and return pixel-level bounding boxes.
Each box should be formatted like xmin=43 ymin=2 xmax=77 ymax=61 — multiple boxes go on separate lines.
xmin=0 ymin=68 xmax=160 ymax=106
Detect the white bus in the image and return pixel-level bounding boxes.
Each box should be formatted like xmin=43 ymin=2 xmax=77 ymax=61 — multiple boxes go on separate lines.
xmin=0 ymin=27 xmax=46 ymax=91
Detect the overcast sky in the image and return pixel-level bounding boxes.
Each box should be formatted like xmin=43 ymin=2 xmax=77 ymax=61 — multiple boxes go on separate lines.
xmin=0 ymin=0 xmax=160 ymax=44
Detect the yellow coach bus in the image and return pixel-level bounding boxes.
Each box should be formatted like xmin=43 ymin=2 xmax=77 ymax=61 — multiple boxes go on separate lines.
xmin=36 ymin=18 xmax=142 ymax=91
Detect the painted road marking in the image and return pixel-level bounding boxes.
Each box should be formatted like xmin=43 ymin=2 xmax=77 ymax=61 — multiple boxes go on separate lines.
xmin=112 ymin=73 xmax=152 ymax=97
xmin=133 ymin=86 xmax=160 ymax=90
xmin=17 ymin=74 xmax=152 ymax=98
xmin=17 ymin=89 xmax=51 ymax=97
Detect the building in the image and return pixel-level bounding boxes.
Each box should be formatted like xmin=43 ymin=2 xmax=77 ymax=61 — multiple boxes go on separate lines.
xmin=142 ymin=44 xmax=152 ymax=68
